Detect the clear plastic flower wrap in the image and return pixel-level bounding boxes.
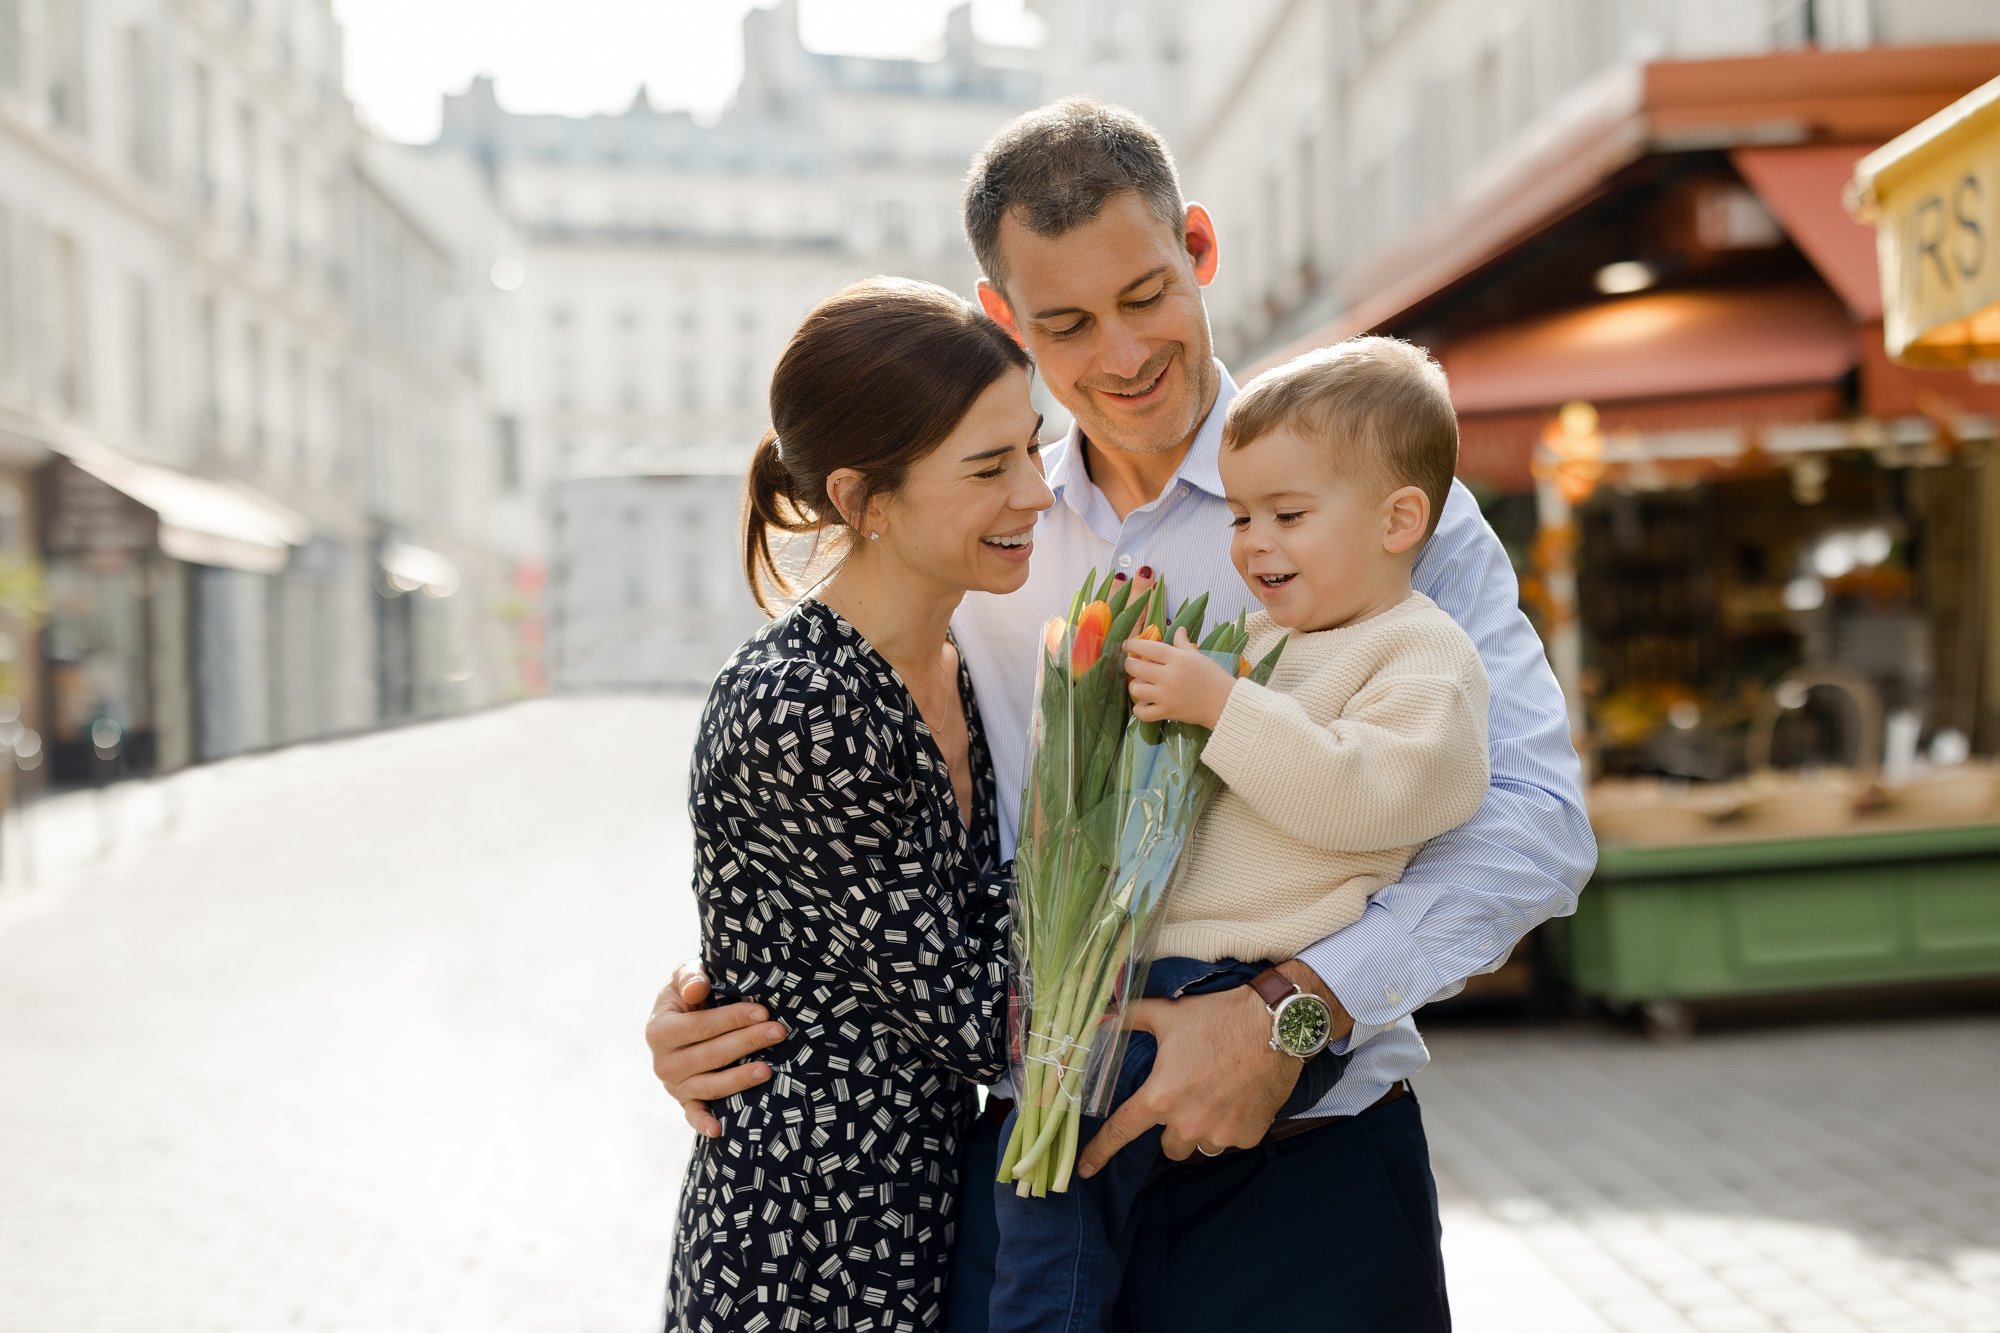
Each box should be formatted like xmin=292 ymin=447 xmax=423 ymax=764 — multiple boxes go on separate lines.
xmin=999 ymin=569 xmax=1285 ymax=1197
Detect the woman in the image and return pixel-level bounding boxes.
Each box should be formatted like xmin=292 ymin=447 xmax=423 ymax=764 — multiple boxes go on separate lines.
xmin=665 ymin=276 xmax=1053 ymax=1330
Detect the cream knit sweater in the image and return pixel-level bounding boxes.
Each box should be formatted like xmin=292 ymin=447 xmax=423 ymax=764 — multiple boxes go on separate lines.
xmin=1156 ymin=591 xmax=1491 ymax=963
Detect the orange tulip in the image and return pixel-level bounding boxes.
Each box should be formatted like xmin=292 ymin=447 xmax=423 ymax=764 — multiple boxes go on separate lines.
xmin=1137 ymin=623 xmax=1163 ymax=643
xmin=1043 ymin=617 xmax=1066 ymax=658
xmin=1071 ymin=600 xmax=1112 ymax=675
xmin=1236 ymin=655 xmax=1252 ymax=678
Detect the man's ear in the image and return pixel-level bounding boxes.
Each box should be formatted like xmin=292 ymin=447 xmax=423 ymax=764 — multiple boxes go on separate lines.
xmin=976 ymin=280 xmax=1025 ymax=345
xmin=1184 ymin=204 xmax=1221 ymax=287
xmin=1382 ymin=486 xmax=1431 ymax=555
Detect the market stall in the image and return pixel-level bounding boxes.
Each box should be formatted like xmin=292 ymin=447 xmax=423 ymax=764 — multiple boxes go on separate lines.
xmin=1549 ymin=75 xmax=2000 ymax=1037
xmin=1545 ymin=419 xmax=2000 ymax=1037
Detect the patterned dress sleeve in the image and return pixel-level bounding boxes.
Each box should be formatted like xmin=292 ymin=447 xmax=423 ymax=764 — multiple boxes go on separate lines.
xmin=724 ymin=659 xmax=1011 ymax=1084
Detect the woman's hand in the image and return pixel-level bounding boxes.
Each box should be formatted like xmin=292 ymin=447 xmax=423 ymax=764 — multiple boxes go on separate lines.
xmin=1124 ymin=628 xmax=1237 ymax=729
xmin=645 ymin=959 xmax=789 ymax=1138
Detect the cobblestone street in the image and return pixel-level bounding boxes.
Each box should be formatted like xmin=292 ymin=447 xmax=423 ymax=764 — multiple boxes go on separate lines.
xmin=2 ymin=698 xmax=1997 ymax=1333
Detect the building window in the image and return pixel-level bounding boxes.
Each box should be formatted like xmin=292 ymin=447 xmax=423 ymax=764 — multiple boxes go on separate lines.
xmin=0 ymin=203 xmax=14 ymax=384
xmin=287 ymin=345 xmax=306 ymax=461
xmin=496 ymin=416 xmax=521 ymax=492
xmin=124 ymin=26 xmax=161 ymax=181
xmin=48 ymin=231 xmax=86 ymax=413
xmin=244 ymin=322 xmax=264 ymax=453
xmin=730 ymin=360 xmax=754 ymax=412
xmin=197 ymin=294 xmax=219 ymax=438
xmin=679 ymin=358 xmax=700 ymax=413
xmin=45 ymin=0 xmax=87 ymax=134
xmin=624 ymin=509 xmax=646 ymax=608
xmin=192 ymin=63 xmax=215 ymax=209
xmin=682 ymin=510 xmax=706 ymax=609
xmin=881 ymin=198 xmax=909 ymax=250
xmin=238 ymin=103 xmax=259 ymax=240
xmin=128 ymin=275 xmax=153 ymax=433
xmin=279 ymin=144 xmax=300 ymax=271
xmin=322 ymin=368 xmax=343 ymax=480
xmin=0 ymin=0 xmax=21 ymax=94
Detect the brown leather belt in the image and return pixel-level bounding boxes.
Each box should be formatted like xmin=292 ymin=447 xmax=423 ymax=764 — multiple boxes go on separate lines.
xmin=981 ymin=1080 xmax=1407 ymax=1152
xmin=1267 ymin=1080 xmax=1406 ymax=1142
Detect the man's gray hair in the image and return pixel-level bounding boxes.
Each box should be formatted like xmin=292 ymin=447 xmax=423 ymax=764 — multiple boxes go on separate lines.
xmin=963 ymin=97 xmax=1187 ymax=291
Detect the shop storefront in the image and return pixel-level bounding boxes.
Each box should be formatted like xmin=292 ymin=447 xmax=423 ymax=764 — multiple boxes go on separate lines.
xmin=1265 ymin=46 xmax=2000 ymax=1033
xmin=38 ymin=441 xmax=307 ymax=783
xmin=1540 ymin=68 xmax=2000 ymax=1036
xmin=374 ymin=535 xmax=460 ymax=723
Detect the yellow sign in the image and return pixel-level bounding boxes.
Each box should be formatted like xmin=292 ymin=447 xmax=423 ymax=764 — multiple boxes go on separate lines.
xmin=1851 ymin=75 xmax=2000 ymax=368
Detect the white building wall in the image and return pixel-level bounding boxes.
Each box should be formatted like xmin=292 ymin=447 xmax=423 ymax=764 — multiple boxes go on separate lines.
xmin=430 ymin=4 xmax=1042 ymax=688
xmin=0 ymin=0 xmax=537 ymax=775
xmin=1160 ymin=0 xmax=2000 ymax=369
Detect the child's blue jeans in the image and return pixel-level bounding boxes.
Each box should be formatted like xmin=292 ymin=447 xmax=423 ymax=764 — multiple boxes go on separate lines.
xmin=987 ymin=955 xmax=1347 ymax=1333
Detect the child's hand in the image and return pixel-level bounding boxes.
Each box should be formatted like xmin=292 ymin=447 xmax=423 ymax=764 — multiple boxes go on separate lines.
xmin=1124 ymin=628 xmax=1237 ymax=729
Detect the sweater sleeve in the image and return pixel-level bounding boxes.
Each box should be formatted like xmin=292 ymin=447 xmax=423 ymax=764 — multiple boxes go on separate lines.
xmin=1200 ymin=650 xmax=1491 ymax=855
xmin=726 ymin=663 xmax=1011 ymax=1084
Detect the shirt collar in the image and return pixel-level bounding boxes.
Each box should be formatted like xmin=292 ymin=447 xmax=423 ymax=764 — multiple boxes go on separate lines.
xmin=1047 ymin=359 xmax=1238 ymax=516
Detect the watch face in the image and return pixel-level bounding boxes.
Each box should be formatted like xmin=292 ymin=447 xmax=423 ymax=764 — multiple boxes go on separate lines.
xmin=1274 ymin=994 xmax=1332 ymax=1058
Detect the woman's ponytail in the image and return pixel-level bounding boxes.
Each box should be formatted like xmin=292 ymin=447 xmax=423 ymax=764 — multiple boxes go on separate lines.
xmin=742 ymin=428 xmax=809 ymax=615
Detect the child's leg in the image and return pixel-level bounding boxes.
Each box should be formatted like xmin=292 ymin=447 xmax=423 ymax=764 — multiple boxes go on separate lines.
xmin=985 ymin=957 xmax=1351 ymax=1332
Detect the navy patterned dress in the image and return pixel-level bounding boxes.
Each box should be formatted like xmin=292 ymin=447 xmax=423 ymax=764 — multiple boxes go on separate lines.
xmin=665 ymin=598 xmax=1011 ymax=1332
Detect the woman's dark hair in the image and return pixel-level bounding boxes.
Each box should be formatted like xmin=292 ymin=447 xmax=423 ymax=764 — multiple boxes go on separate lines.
xmin=743 ymin=276 xmax=1032 ymax=614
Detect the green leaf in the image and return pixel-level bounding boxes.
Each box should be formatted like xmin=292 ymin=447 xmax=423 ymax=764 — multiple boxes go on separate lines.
xmin=1106 ymin=598 xmax=1148 ymax=649
xmin=1250 ymin=635 xmax=1287 ymax=684
xmin=1168 ymin=592 xmax=1208 ymax=646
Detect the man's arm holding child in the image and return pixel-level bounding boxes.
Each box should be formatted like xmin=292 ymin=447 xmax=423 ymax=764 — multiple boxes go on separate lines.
xmin=1082 ymin=488 xmax=1593 ymax=1172
xmin=1295 ymin=484 xmax=1594 ymax=1045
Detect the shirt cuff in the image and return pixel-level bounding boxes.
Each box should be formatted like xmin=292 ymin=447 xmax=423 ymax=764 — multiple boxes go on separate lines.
xmin=1293 ymin=899 xmax=1448 ymax=1029
xmin=1327 ymin=1016 xmax=1391 ymax=1058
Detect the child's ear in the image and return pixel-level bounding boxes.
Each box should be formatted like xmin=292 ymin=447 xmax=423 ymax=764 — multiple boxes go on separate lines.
xmin=1382 ymin=486 xmax=1430 ymax=555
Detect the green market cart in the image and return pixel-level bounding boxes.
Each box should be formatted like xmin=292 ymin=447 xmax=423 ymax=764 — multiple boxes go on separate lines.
xmin=1570 ymin=818 xmax=2000 ymax=1040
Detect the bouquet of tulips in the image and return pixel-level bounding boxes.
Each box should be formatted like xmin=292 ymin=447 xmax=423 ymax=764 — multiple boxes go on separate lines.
xmin=999 ymin=568 xmax=1285 ymax=1197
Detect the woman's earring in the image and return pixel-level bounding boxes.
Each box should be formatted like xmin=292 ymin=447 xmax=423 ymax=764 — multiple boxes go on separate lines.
xmin=868 ymin=531 xmax=880 ymax=541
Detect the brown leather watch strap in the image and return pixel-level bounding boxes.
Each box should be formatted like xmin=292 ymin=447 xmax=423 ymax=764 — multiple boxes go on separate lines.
xmin=1249 ymin=967 xmax=1298 ymax=1011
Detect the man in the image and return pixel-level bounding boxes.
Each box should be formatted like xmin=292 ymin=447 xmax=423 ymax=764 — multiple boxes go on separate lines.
xmin=647 ymin=99 xmax=1595 ymax=1331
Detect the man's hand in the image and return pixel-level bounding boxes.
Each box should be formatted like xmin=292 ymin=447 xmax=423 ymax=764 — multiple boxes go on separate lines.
xmin=1124 ymin=628 xmax=1236 ymax=728
xmin=645 ymin=959 xmax=788 ymax=1138
xmin=1075 ymin=961 xmax=1352 ymax=1176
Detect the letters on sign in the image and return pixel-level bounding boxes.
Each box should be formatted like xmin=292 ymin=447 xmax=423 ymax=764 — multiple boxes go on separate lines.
xmin=1909 ymin=173 xmax=1987 ymax=299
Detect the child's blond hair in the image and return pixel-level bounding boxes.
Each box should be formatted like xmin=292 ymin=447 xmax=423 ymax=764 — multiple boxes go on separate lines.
xmin=1224 ymin=336 xmax=1458 ymax=541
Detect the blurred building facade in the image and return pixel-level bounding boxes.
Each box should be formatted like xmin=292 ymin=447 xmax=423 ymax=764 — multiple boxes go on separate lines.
xmin=0 ymin=0 xmax=543 ymax=789
xmin=423 ymin=0 xmax=1039 ymax=688
xmin=1032 ymin=0 xmax=2000 ymax=372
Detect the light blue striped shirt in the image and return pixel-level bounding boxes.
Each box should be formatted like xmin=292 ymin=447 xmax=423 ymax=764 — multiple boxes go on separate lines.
xmin=952 ymin=361 xmax=1595 ymax=1116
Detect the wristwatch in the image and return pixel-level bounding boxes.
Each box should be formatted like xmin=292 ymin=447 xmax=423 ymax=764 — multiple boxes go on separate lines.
xmin=1250 ymin=967 xmax=1333 ymax=1059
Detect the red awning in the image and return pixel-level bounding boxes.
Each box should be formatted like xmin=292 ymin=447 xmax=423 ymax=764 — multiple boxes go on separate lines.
xmin=1253 ymin=45 xmax=2000 ymax=374
xmin=1440 ymin=285 xmax=1857 ymax=491
xmin=1731 ymin=144 xmax=1883 ymax=319
xmin=1457 ymin=386 xmax=1848 ymax=492
xmin=1440 ymin=285 xmax=1856 ymax=415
